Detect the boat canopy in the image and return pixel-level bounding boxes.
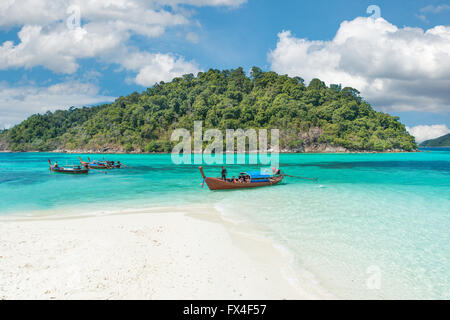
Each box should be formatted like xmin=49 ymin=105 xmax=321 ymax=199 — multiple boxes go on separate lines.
xmin=240 ymin=171 xmax=271 ymax=180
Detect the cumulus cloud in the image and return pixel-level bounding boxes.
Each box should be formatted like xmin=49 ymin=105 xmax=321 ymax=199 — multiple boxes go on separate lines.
xmin=134 ymin=56 xmax=200 ymax=86
xmin=0 ymin=0 xmax=243 ymax=82
xmin=154 ymin=0 xmax=246 ymax=6
xmin=0 ymin=81 xmax=115 ymax=129
xmin=0 ymin=25 xmax=123 ymax=73
xmin=406 ymin=124 xmax=450 ymax=143
xmin=119 ymin=51 xmax=201 ymax=86
xmin=0 ymin=1 xmax=189 ymax=73
xmin=0 ymin=0 xmax=244 ymax=29
xmin=0 ymin=1 xmax=188 ymax=33
xmin=268 ymin=17 xmax=450 ymax=114
xmin=0 ymin=0 xmax=245 ymax=127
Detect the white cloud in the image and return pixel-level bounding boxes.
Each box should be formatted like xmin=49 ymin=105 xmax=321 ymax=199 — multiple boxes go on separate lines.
xmin=268 ymin=17 xmax=450 ymax=113
xmin=0 ymin=24 xmax=123 ymax=73
xmin=416 ymin=14 xmax=428 ymax=23
xmin=0 ymin=0 xmax=65 ymax=27
xmin=154 ymin=0 xmax=246 ymax=7
xmin=0 ymin=1 xmax=189 ymax=74
xmin=121 ymin=52 xmax=200 ymax=86
xmin=420 ymin=4 xmax=450 ymax=14
xmin=0 ymin=81 xmax=115 ymax=129
xmin=406 ymin=124 xmax=450 ymax=143
xmin=0 ymin=0 xmax=246 ymax=128
xmin=0 ymin=1 xmax=244 ymax=29
xmin=186 ymin=31 xmax=200 ymax=43
xmin=0 ymin=0 xmax=243 ymax=81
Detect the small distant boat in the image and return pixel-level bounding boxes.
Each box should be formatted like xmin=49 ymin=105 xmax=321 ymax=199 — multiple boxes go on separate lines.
xmin=199 ymin=166 xmax=283 ymax=191
xmin=79 ymin=157 xmax=109 ymax=169
xmin=79 ymin=157 xmax=122 ymax=169
xmin=48 ymin=160 xmax=89 ymax=174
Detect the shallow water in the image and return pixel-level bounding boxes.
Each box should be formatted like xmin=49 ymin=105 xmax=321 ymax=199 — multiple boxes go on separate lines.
xmin=0 ymin=149 xmax=449 ymax=299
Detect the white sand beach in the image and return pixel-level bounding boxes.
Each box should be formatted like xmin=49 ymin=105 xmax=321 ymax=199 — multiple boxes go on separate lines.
xmin=0 ymin=206 xmax=325 ymax=300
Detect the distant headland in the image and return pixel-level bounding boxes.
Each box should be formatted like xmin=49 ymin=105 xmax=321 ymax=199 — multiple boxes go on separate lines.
xmin=420 ymin=133 xmax=450 ymax=147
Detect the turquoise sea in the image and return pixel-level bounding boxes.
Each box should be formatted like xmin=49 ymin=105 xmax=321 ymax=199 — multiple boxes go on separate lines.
xmin=0 ymin=149 xmax=449 ymax=299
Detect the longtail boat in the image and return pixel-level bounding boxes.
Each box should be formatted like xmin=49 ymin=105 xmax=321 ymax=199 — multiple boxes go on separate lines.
xmin=199 ymin=166 xmax=283 ymax=191
xmin=79 ymin=157 xmax=111 ymax=169
xmin=79 ymin=157 xmax=123 ymax=169
xmin=48 ymin=160 xmax=89 ymax=174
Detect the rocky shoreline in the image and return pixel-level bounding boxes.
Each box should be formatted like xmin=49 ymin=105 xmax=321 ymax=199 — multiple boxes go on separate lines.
xmin=0 ymin=126 xmax=418 ymax=154
xmin=0 ymin=145 xmax=419 ymax=154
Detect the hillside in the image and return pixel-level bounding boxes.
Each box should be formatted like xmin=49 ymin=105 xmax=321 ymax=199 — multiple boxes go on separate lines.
xmin=0 ymin=67 xmax=417 ymax=153
xmin=420 ymin=133 xmax=450 ymax=147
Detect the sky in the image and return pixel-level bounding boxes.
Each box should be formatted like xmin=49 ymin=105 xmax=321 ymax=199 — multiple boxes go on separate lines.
xmin=0 ymin=0 xmax=449 ymax=143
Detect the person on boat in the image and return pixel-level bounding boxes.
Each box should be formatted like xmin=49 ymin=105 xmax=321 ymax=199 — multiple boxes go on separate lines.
xmin=272 ymin=167 xmax=281 ymax=175
xmin=221 ymin=166 xmax=227 ymax=180
xmin=53 ymin=161 xmax=59 ymax=168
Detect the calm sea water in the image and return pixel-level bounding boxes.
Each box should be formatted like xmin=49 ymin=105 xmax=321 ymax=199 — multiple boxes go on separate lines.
xmin=0 ymin=149 xmax=449 ymax=299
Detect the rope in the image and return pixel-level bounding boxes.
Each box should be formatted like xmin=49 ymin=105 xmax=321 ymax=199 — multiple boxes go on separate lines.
xmin=281 ymin=174 xmax=318 ymax=182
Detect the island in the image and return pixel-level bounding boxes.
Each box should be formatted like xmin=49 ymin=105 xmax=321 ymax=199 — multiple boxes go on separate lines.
xmin=0 ymin=67 xmax=417 ymax=153
xmin=420 ymin=133 xmax=450 ymax=147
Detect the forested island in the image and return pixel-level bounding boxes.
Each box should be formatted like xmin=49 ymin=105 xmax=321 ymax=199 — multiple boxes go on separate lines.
xmin=0 ymin=67 xmax=417 ymax=153
xmin=420 ymin=133 xmax=450 ymax=147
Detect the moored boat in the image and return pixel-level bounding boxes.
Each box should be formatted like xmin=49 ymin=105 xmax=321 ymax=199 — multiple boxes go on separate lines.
xmin=79 ymin=157 xmax=108 ymax=169
xmin=79 ymin=157 xmax=123 ymax=169
xmin=48 ymin=160 xmax=89 ymax=174
xmin=199 ymin=166 xmax=283 ymax=190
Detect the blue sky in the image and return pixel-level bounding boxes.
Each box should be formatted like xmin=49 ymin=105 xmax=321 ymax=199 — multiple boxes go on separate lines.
xmin=0 ymin=0 xmax=449 ymax=142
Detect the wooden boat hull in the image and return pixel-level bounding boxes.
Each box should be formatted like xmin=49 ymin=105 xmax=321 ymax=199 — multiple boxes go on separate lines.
xmin=50 ymin=167 xmax=89 ymax=174
xmin=49 ymin=159 xmax=89 ymax=174
xmin=199 ymin=167 xmax=283 ymax=191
